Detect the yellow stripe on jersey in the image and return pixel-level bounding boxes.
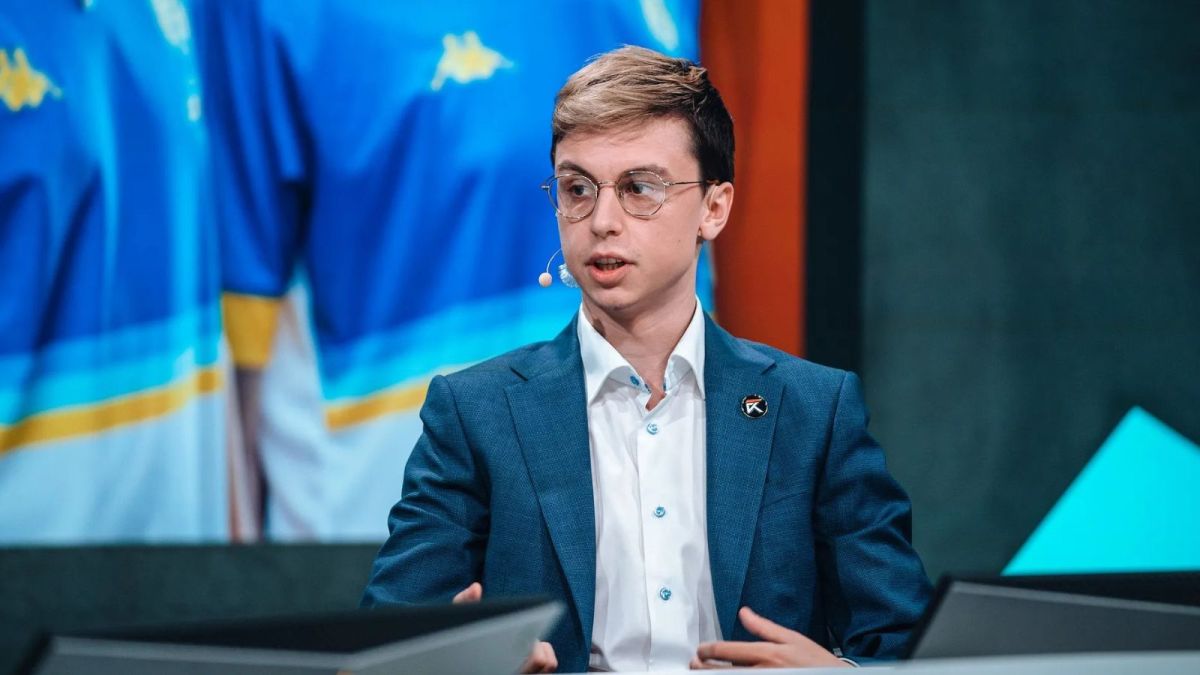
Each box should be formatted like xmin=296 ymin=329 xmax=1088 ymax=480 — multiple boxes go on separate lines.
xmin=0 ymin=366 xmax=223 ymax=454
xmin=324 ymin=380 xmax=429 ymax=430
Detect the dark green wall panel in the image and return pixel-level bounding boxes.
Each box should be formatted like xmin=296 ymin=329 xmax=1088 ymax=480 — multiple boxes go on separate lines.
xmin=858 ymin=0 xmax=1200 ymax=578
xmin=0 ymin=544 xmax=378 ymax=673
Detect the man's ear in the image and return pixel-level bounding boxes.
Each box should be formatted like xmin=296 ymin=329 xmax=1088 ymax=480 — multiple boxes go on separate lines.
xmin=698 ymin=182 xmax=734 ymax=242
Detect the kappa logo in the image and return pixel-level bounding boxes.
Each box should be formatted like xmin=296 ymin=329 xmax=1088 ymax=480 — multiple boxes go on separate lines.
xmin=430 ymin=31 xmax=512 ymax=92
xmin=0 ymin=48 xmax=61 ymax=113
xmin=740 ymin=394 xmax=767 ymax=419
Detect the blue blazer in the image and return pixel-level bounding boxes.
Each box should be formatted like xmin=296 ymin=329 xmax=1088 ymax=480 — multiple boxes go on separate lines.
xmin=363 ymin=315 xmax=931 ymax=671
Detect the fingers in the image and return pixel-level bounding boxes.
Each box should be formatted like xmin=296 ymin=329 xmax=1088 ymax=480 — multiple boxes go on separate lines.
xmin=719 ymin=610 xmax=849 ymax=668
xmin=519 ymin=641 xmax=557 ymax=673
xmin=696 ymin=610 xmax=843 ymax=669
xmin=738 ymin=606 xmax=802 ymax=644
xmin=452 ymin=581 xmax=482 ymax=604
xmin=695 ymin=640 xmax=779 ymax=666
xmin=534 ymin=641 xmax=558 ymax=673
xmin=689 ymin=655 xmax=735 ymax=669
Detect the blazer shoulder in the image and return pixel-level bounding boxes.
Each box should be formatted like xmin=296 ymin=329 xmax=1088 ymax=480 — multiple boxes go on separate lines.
xmin=440 ymin=322 xmax=578 ymax=387
xmin=440 ymin=340 xmax=548 ymax=388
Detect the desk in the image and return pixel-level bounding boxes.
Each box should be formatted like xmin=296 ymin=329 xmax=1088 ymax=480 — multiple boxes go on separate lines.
xmin=570 ymin=651 xmax=1200 ymax=674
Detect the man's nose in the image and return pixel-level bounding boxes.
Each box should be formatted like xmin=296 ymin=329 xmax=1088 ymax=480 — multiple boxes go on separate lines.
xmin=589 ymin=183 xmax=625 ymax=237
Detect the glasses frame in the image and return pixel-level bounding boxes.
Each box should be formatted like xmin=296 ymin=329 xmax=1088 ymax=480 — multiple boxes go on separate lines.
xmin=540 ymin=170 xmax=716 ymax=220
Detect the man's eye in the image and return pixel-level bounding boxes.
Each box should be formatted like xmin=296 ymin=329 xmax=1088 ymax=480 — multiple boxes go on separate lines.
xmin=627 ymin=181 xmax=655 ymax=195
xmin=560 ymin=179 xmax=592 ymax=197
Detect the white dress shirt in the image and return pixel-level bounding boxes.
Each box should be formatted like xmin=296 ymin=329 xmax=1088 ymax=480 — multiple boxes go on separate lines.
xmin=579 ymin=301 xmax=721 ymax=671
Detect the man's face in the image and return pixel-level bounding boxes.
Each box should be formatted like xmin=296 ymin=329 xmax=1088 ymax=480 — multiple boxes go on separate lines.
xmin=553 ymin=116 xmax=732 ymax=322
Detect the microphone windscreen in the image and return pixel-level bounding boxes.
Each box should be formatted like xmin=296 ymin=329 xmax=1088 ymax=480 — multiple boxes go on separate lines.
xmin=558 ymin=264 xmax=579 ymax=289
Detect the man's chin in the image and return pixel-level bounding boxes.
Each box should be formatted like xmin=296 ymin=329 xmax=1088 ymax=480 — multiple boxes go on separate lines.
xmin=581 ymin=287 xmax=641 ymax=318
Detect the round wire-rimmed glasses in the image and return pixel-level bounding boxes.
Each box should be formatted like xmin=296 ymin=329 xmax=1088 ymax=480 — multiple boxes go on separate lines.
xmin=540 ymin=170 xmax=715 ymax=220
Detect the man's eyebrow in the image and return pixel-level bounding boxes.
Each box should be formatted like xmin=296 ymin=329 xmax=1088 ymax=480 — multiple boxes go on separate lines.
xmin=626 ymin=164 xmax=670 ymax=176
xmin=553 ymin=162 xmax=674 ymax=178
xmin=554 ymin=161 xmax=594 ymax=178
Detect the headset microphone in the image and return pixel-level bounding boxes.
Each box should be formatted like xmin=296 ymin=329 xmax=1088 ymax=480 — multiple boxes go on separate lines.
xmin=539 ymin=248 xmax=579 ymax=288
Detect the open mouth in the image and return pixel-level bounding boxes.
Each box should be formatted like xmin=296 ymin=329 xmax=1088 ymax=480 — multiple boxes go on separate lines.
xmin=590 ymin=256 xmax=628 ymax=272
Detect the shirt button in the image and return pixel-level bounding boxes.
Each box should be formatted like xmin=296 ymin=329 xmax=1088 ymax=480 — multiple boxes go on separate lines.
xmin=653 ymin=505 xmax=666 ymax=518
xmin=659 ymin=587 xmax=672 ymax=601
xmin=630 ymin=375 xmax=640 ymax=386
xmin=646 ymin=422 xmax=659 ymax=435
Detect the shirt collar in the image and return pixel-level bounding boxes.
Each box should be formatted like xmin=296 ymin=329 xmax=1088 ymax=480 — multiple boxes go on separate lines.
xmin=577 ymin=298 xmax=707 ymax=404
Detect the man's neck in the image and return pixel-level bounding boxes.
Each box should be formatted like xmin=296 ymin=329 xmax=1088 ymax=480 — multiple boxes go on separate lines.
xmin=583 ymin=294 xmax=697 ymax=408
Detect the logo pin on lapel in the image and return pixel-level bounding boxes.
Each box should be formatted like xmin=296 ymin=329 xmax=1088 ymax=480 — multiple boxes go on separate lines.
xmin=740 ymin=394 xmax=767 ymax=419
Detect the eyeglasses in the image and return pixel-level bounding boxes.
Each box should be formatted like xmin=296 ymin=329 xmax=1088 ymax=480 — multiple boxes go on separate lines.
xmin=540 ymin=171 xmax=714 ymax=220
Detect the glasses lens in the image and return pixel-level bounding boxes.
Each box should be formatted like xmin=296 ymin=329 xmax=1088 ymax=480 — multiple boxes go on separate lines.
xmin=552 ymin=175 xmax=596 ymax=218
xmin=617 ymin=172 xmax=668 ymax=216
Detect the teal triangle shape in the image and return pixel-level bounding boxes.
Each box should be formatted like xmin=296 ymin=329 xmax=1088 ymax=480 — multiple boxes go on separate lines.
xmin=1005 ymin=407 xmax=1200 ymax=575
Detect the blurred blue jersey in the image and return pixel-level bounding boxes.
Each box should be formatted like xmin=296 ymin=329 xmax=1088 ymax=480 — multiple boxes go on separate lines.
xmin=0 ymin=0 xmax=231 ymax=542
xmin=199 ymin=0 xmax=709 ymax=539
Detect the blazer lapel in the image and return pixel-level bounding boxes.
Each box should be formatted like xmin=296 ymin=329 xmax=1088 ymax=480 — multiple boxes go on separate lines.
xmin=703 ymin=315 xmax=782 ymax=639
xmin=505 ymin=319 xmax=596 ymax=646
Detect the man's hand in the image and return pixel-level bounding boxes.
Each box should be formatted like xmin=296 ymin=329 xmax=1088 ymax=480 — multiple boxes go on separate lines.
xmin=451 ymin=583 xmax=558 ymax=673
xmin=690 ymin=607 xmax=850 ymax=669
xmin=452 ymin=581 xmax=483 ymax=603
xmin=519 ymin=641 xmax=558 ymax=674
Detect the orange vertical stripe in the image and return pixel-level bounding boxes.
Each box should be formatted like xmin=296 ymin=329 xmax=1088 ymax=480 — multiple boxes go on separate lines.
xmin=702 ymin=0 xmax=808 ymax=356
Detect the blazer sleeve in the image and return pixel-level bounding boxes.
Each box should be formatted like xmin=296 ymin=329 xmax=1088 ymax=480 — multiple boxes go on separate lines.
xmin=361 ymin=374 xmax=489 ymax=606
xmin=813 ymin=371 xmax=933 ymax=659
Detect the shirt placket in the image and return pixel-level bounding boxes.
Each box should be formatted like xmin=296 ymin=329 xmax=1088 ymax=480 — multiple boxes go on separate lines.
xmin=635 ymin=385 xmax=690 ymax=669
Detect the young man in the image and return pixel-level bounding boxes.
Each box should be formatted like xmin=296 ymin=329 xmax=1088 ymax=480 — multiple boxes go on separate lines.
xmin=363 ymin=46 xmax=931 ymax=672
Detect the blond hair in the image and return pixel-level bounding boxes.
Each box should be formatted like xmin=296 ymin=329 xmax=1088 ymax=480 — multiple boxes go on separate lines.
xmin=550 ymin=45 xmax=735 ymax=183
